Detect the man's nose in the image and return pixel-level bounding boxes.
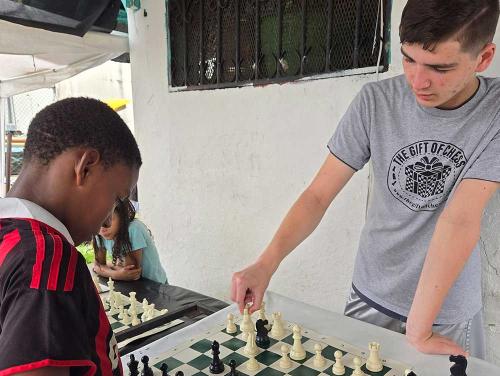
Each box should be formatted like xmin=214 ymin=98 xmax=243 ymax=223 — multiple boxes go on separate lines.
xmin=412 ymin=65 xmax=431 ymax=91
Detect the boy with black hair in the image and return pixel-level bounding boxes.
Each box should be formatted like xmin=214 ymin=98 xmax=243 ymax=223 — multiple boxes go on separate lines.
xmin=0 ymin=97 xmax=142 ymax=375
xmin=232 ymin=0 xmax=500 ymax=358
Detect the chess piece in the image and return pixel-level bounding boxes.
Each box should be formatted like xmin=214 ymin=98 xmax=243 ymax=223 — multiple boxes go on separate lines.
xmin=92 ymin=274 xmax=102 ymax=292
xmin=279 ymin=345 xmax=292 ymax=369
xmin=270 ymin=312 xmax=285 ymax=338
xmin=118 ymin=305 xmax=125 ymax=320
xmin=159 ymin=363 xmax=168 ymax=376
xmin=405 ymin=371 xmax=417 ymax=376
xmin=131 ymin=306 xmax=140 ymax=326
xmin=107 ymin=278 xmax=114 ymax=302
xmin=122 ymin=309 xmax=131 ymax=325
xmin=228 ymin=359 xmax=238 ymax=376
xmin=209 ymin=340 xmax=224 ymax=374
xmin=108 ymin=292 xmax=119 ymax=315
xmin=313 ymin=343 xmax=326 ymax=368
xmin=258 ymin=301 xmax=267 ymax=321
xmin=240 ymin=306 xmax=254 ymax=340
xmin=449 ymin=354 xmax=467 ymax=376
xmin=246 ymin=354 xmax=260 ymax=372
xmin=226 ymin=313 xmax=237 ymax=334
xmin=255 ymin=319 xmax=270 ymax=348
xmin=101 ymin=296 xmax=109 ymax=311
xmin=332 ymin=350 xmax=345 ymax=375
xmin=127 ymin=354 xmax=139 ymax=376
xmin=142 ymin=298 xmax=149 ymax=311
xmin=352 ymin=356 xmax=365 ymax=376
xmin=148 ymin=304 xmax=156 ymax=320
xmin=289 ymin=325 xmax=306 ymax=360
xmin=244 ymin=331 xmax=259 ymax=356
xmin=140 ymin=355 xmax=154 ymax=376
xmin=175 ymin=372 xmax=184 ymax=376
xmin=366 ymin=342 xmax=383 ymax=372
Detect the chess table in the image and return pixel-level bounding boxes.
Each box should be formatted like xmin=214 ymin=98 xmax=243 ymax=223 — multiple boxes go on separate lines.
xmin=123 ymin=291 xmax=500 ymax=376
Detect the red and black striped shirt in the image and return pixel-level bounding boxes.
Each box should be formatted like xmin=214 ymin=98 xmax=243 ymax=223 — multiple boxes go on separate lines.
xmin=0 ymin=218 xmax=123 ymax=376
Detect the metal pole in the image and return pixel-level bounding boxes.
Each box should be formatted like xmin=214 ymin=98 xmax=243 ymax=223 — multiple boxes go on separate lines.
xmin=0 ymin=97 xmax=6 ymax=197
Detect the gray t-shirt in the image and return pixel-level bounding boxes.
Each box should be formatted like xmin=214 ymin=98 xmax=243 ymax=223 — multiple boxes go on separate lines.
xmin=328 ymin=74 xmax=500 ymax=324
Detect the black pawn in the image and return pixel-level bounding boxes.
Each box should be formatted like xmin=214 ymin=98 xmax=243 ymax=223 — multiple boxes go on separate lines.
xmin=406 ymin=372 xmax=417 ymax=376
xmin=141 ymin=355 xmax=154 ymax=376
xmin=228 ymin=359 xmax=238 ymax=376
xmin=159 ymin=363 xmax=169 ymax=376
xmin=449 ymin=355 xmax=467 ymax=376
xmin=209 ymin=340 xmax=224 ymax=374
xmin=128 ymin=354 xmax=139 ymax=376
xmin=255 ymin=319 xmax=270 ymax=348
xmin=175 ymin=372 xmax=184 ymax=376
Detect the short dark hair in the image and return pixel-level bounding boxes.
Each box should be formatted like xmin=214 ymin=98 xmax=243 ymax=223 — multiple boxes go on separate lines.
xmin=24 ymin=97 xmax=142 ymax=168
xmin=400 ymin=0 xmax=500 ymax=54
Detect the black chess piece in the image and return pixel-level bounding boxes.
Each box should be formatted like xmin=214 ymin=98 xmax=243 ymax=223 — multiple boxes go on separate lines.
xmin=449 ymin=354 xmax=467 ymax=376
xmin=406 ymin=372 xmax=417 ymax=376
xmin=209 ymin=340 xmax=225 ymax=374
xmin=175 ymin=372 xmax=184 ymax=376
xmin=228 ymin=359 xmax=238 ymax=376
xmin=141 ymin=355 xmax=154 ymax=376
xmin=255 ymin=319 xmax=270 ymax=348
xmin=159 ymin=363 xmax=169 ymax=376
xmin=128 ymin=354 xmax=139 ymax=376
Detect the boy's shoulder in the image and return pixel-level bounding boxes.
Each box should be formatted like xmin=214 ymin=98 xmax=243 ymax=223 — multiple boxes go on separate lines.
xmin=0 ymin=218 xmax=85 ymax=292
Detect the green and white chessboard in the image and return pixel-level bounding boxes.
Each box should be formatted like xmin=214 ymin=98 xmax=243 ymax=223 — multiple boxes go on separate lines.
xmin=148 ymin=314 xmax=412 ymax=376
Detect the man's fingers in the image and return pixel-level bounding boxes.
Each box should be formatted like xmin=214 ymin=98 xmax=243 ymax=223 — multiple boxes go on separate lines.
xmin=249 ymin=291 xmax=264 ymax=314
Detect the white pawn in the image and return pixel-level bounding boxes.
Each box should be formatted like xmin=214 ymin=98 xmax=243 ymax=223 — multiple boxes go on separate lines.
xmin=148 ymin=304 xmax=156 ymax=319
xmin=241 ymin=306 xmax=254 ymax=340
xmin=130 ymin=306 xmax=140 ymax=326
xmin=352 ymin=356 xmax=365 ymax=376
xmin=121 ymin=309 xmax=131 ymax=325
xmin=332 ymin=350 xmax=345 ymax=375
xmin=92 ymin=274 xmax=102 ymax=292
xmin=226 ymin=313 xmax=237 ymax=334
xmin=270 ymin=312 xmax=285 ymax=338
xmin=142 ymin=298 xmax=149 ymax=312
xmin=246 ymin=354 xmax=260 ymax=372
xmin=290 ymin=325 xmax=306 ymax=361
xmin=108 ymin=293 xmax=118 ymax=315
xmin=313 ymin=343 xmax=326 ymax=368
xmin=366 ymin=342 xmax=383 ymax=372
xmin=279 ymin=345 xmax=292 ymax=369
xmin=244 ymin=331 xmax=259 ymax=356
xmin=118 ymin=305 xmax=125 ymax=320
xmin=106 ymin=278 xmax=114 ymax=302
xmin=128 ymin=292 xmax=137 ymax=314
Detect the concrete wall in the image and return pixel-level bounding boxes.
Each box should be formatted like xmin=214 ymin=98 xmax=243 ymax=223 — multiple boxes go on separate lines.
xmin=127 ymin=0 xmax=500 ymax=364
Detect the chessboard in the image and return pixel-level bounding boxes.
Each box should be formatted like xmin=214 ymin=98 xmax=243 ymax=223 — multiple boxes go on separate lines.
xmin=145 ymin=308 xmax=412 ymax=376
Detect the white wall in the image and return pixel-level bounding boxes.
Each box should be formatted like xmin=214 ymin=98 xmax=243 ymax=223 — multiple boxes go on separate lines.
xmin=128 ymin=0 xmax=500 ymax=364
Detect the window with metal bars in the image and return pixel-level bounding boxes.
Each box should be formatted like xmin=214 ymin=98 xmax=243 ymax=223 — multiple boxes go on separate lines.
xmin=167 ymin=0 xmax=391 ymax=90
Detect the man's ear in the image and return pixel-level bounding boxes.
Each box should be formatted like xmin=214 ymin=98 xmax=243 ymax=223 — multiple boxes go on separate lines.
xmin=475 ymin=43 xmax=496 ymax=72
xmin=75 ymin=149 xmax=101 ymax=187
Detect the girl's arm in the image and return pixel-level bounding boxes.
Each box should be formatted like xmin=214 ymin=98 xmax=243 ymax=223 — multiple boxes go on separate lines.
xmin=92 ymin=239 xmax=141 ymax=280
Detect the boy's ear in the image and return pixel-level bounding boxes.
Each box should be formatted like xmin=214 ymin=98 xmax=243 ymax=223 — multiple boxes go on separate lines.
xmin=75 ymin=149 xmax=101 ymax=187
xmin=475 ymin=43 xmax=496 ymax=73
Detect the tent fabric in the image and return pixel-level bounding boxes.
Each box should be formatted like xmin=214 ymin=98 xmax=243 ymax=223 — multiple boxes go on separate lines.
xmin=0 ymin=19 xmax=129 ymax=98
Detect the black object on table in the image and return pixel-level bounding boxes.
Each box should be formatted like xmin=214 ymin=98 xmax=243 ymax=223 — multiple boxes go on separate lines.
xmin=208 ymin=340 xmax=224 ymax=374
xmin=96 ymin=274 xmax=228 ymax=354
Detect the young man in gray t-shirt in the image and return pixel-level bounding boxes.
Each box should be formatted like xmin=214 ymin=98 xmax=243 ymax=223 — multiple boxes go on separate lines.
xmin=231 ymin=0 xmax=500 ymax=358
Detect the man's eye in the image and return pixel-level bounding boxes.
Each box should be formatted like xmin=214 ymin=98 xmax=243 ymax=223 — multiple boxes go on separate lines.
xmin=403 ymin=57 xmax=414 ymax=63
xmin=433 ymin=68 xmax=450 ymax=73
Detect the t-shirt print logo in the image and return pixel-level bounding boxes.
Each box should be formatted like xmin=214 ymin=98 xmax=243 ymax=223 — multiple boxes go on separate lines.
xmin=404 ymin=156 xmax=452 ymax=198
xmin=387 ymin=140 xmax=467 ymax=211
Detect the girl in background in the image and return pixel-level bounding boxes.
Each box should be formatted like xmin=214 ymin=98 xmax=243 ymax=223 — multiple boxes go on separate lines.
xmin=93 ymin=198 xmax=168 ymax=283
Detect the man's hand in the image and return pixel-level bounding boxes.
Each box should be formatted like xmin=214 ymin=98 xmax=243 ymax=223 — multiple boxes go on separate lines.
xmin=406 ymin=330 xmax=468 ymax=356
xmin=231 ymin=260 xmax=274 ymax=314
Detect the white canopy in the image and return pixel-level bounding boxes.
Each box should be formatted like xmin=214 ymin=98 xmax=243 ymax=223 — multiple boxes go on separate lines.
xmin=0 ymin=19 xmax=129 ymax=98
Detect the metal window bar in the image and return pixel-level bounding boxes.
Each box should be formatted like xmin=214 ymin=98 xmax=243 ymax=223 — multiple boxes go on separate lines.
xmin=168 ymin=0 xmax=389 ymax=90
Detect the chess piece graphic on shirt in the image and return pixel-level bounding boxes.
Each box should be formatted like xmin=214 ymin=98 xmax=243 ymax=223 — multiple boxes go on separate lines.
xmin=209 ymin=340 xmax=225 ymax=374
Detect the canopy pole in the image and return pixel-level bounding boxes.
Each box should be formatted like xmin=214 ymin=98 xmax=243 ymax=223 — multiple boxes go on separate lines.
xmin=0 ymin=97 xmax=6 ymax=197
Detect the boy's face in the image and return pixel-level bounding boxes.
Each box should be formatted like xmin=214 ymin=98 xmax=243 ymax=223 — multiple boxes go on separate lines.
xmin=73 ymin=161 xmax=139 ymax=245
xmin=401 ymin=40 xmax=492 ymax=109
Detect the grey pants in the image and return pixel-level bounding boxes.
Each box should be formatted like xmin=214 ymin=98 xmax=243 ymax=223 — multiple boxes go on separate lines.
xmin=344 ymin=288 xmax=486 ymax=359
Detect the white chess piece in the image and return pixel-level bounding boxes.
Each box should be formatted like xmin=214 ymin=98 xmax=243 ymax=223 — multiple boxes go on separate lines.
xmin=121 ymin=309 xmax=131 ymax=325
xmin=244 ymin=331 xmax=259 ymax=356
xmin=258 ymin=301 xmax=267 ymax=321
xmin=118 ymin=305 xmax=125 ymax=320
xmin=92 ymin=274 xmax=102 ymax=292
xmin=108 ymin=292 xmax=119 ymax=315
xmin=270 ymin=312 xmax=285 ymax=338
xmin=289 ymin=325 xmax=306 ymax=360
xmin=148 ymin=304 xmax=156 ymax=320
xmin=313 ymin=343 xmax=326 ymax=368
xmin=366 ymin=342 xmax=383 ymax=372
xmin=246 ymin=355 xmax=260 ymax=372
xmin=332 ymin=350 xmax=345 ymax=375
xmin=101 ymin=296 xmax=109 ymax=311
xmin=130 ymin=306 xmax=140 ymax=326
xmin=352 ymin=356 xmax=365 ymax=376
xmin=106 ymin=278 xmax=114 ymax=302
xmin=226 ymin=313 xmax=237 ymax=334
xmin=240 ymin=306 xmax=254 ymax=340
xmin=128 ymin=292 xmax=137 ymax=314
xmin=279 ymin=344 xmax=292 ymax=369
xmin=142 ymin=298 xmax=149 ymax=311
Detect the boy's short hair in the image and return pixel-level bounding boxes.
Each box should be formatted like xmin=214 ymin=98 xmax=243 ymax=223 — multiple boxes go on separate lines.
xmin=400 ymin=0 xmax=500 ymax=54
xmin=24 ymin=97 xmax=142 ymax=168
